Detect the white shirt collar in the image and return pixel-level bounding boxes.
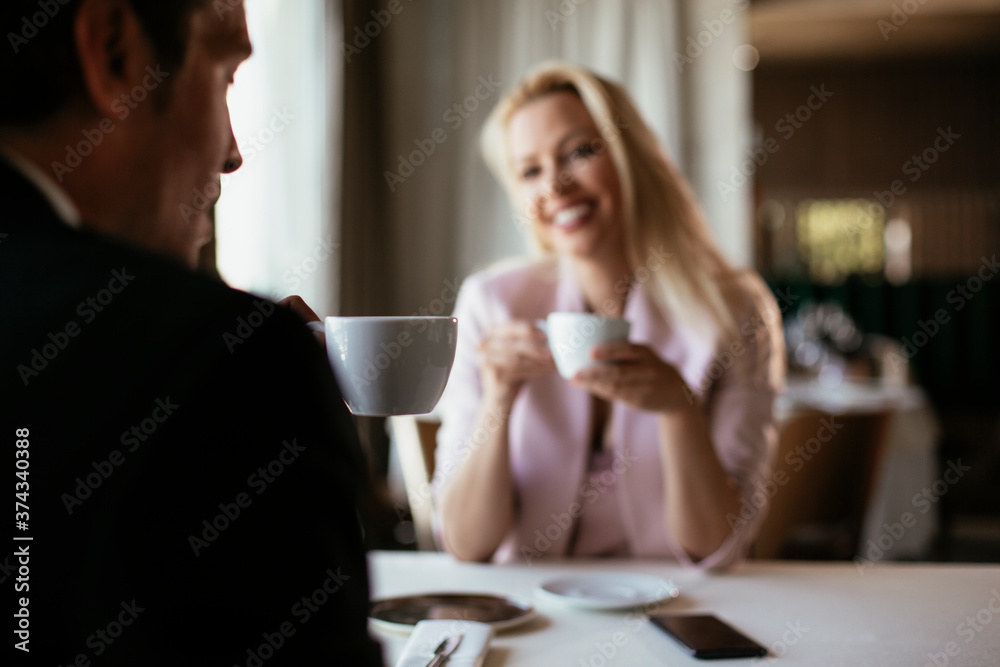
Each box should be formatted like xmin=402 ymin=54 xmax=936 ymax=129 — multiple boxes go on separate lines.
xmin=0 ymin=146 xmax=82 ymax=228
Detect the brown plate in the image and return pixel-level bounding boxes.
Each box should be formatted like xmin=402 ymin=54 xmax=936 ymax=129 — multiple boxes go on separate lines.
xmin=369 ymin=592 xmax=536 ymax=633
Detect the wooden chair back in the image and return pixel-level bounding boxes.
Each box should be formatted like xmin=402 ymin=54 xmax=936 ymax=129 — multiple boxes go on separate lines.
xmin=753 ymin=409 xmax=891 ymax=559
xmin=390 ymin=416 xmax=441 ymax=551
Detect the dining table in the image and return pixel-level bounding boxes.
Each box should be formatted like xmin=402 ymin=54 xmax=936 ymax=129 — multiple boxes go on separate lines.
xmin=369 ymin=550 xmax=1000 ymax=666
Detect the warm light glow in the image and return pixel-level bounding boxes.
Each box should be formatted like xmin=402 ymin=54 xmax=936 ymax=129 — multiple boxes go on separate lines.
xmin=795 ymin=199 xmax=886 ymax=284
xmin=884 ymin=217 xmax=913 ymax=284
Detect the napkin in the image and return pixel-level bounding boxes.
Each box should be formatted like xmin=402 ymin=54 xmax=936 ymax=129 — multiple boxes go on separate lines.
xmin=395 ymin=619 xmax=494 ymax=667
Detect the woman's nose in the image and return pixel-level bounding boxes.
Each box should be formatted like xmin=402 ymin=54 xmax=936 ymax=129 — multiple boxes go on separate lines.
xmin=546 ymin=164 xmax=573 ymax=198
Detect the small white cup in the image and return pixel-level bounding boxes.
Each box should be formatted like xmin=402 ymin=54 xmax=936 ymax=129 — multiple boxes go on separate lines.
xmin=319 ymin=316 xmax=458 ymax=416
xmin=541 ymin=312 xmax=631 ymax=379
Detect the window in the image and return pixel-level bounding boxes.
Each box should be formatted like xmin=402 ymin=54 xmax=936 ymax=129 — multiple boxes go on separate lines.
xmin=215 ymin=0 xmax=337 ymax=312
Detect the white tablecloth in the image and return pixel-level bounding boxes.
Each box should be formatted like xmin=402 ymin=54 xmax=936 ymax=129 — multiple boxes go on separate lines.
xmin=370 ymin=551 xmax=1000 ymax=666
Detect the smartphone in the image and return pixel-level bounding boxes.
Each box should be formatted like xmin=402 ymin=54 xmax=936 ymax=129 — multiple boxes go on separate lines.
xmin=649 ymin=613 xmax=768 ymax=660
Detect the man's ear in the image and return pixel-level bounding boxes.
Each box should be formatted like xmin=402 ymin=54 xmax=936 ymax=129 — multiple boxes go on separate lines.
xmin=74 ymin=0 xmax=155 ymax=118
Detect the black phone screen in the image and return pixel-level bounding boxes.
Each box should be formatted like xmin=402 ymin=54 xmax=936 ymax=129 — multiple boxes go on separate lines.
xmin=649 ymin=613 xmax=768 ymax=660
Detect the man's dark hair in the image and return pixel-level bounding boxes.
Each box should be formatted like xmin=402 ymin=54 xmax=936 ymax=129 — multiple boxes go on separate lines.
xmin=0 ymin=0 xmax=210 ymax=126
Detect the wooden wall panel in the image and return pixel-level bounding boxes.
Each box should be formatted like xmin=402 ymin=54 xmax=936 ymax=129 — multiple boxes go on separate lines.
xmin=752 ymin=55 xmax=999 ymax=278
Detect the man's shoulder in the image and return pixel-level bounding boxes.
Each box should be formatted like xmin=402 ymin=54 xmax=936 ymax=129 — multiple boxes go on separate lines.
xmin=14 ymin=218 xmax=299 ymax=334
xmin=108 ymin=244 xmax=315 ymax=370
xmin=3 ymin=221 xmax=317 ymax=398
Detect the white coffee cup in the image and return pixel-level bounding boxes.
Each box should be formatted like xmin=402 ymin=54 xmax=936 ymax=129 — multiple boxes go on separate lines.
xmin=541 ymin=312 xmax=631 ymax=379
xmin=319 ymin=316 xmax=458 ymax=416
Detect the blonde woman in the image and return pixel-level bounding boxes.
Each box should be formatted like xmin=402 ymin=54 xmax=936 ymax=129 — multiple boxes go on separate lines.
xmin=433 ymin=62 xmax=784 ymax=569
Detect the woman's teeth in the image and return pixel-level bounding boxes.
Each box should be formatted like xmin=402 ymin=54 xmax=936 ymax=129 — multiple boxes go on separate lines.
xmin=552 ymin=203 xmax=591 ymax=228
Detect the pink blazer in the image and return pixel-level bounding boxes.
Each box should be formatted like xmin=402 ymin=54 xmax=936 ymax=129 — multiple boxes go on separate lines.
xmin=433 ymin=258 xmax=784 ymax=570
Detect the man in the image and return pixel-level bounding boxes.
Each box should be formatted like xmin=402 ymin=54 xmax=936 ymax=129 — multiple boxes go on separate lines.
xmin=0 ymin=0 xmax=382 ymax=663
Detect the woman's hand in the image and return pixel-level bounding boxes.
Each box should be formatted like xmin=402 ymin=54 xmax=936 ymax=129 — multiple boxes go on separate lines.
xmin=571 ymin=342 xmax=692 ymax=413
xmin=477 ymin=320 xmax=556 ymax=407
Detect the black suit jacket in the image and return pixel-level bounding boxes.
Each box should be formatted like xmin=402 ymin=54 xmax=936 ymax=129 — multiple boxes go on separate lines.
xmin=0 ymin=160 xmax=383 ymax=665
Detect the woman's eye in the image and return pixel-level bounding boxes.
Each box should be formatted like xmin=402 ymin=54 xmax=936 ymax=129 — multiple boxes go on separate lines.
xmin=520 ymin=166 xmax=541 ymax=180
xmin=571 ymin=143 xmax=597 ymax=159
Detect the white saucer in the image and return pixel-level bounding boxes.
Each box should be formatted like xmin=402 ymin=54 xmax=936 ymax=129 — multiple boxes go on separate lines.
xmin=535 ymin=573 xmax=680 ymax=610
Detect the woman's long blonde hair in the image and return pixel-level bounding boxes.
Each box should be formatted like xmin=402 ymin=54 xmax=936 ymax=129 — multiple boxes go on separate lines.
xmin=480 ymin=61 xmax=739 ymax=341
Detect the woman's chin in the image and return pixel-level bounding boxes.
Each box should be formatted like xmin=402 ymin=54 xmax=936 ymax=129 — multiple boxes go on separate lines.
xmin=553 ymin=240 xmax=603 ymax=261
xmin=550 ymin=227 xmax=616 ymax=261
